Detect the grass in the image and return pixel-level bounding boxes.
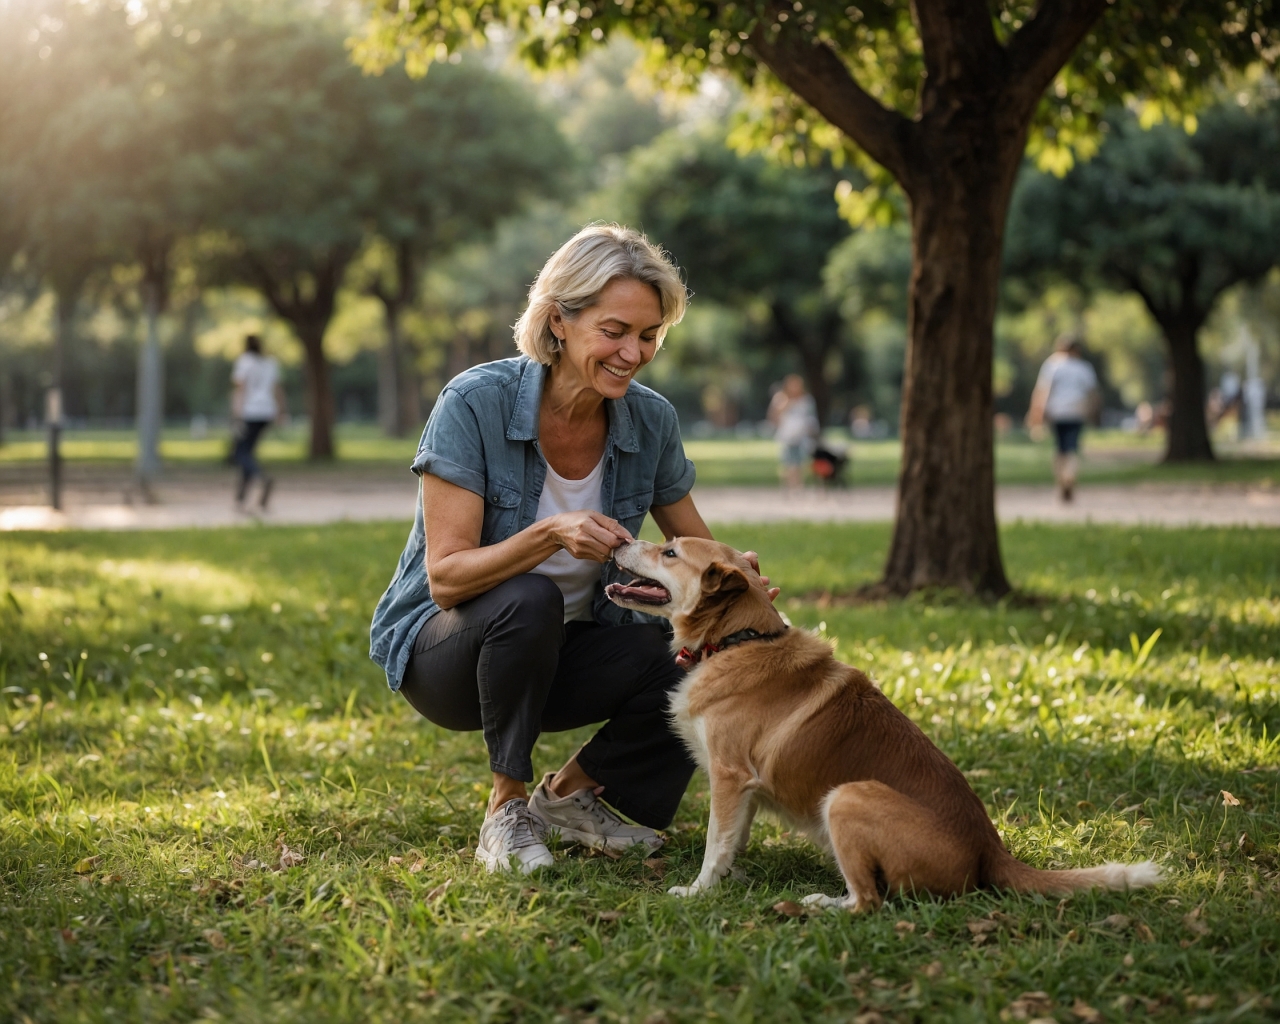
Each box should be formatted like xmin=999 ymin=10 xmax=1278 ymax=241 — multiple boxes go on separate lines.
xmin=2 ymin=424 xmax=1278 ymax=488
xmin=1 ymin=520 xmax=1278 ymax=1023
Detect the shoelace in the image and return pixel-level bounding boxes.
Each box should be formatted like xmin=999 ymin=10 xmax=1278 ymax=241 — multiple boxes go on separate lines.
xmin=575 ymin=791 xmax=624 ymax=829
xmin=493 ymin=801 xmax=543 ymax=851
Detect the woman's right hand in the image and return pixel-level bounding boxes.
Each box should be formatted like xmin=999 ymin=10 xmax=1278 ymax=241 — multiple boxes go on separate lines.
xmin=546 ymin=511 xmax=632 ymax=562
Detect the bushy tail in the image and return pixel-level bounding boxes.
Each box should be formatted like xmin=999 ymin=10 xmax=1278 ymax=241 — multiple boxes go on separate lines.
xmin=987 ymin=851 xmax=1162 ymax=896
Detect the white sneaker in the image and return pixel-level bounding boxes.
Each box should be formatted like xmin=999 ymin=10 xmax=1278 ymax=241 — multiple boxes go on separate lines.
xmin=528 ymin=773 xmax=664 ymax=853
xmin=475 ymin=798 xmax=555 ymax=875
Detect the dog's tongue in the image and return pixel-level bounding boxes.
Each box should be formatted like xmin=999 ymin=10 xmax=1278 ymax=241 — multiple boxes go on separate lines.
xmin=605 ymin=580 xmax=671 ymax=604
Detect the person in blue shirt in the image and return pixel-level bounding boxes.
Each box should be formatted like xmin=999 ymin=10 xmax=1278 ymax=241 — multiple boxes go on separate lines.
xmin=370 ymin=224 xmax=771 ymax=874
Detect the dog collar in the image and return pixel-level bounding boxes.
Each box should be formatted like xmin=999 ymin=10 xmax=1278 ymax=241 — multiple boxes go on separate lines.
xmin=675 ymin=627 xmax=787 ymax=670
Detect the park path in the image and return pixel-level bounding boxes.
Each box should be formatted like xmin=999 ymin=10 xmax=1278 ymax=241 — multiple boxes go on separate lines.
xmin=1 ymin=465 xmax=1277 ymax=530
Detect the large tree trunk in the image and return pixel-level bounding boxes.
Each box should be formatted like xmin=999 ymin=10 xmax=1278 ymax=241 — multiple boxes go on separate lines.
xmin=771 ymin=300 xmax=834 ymax=426
xmin=376 ymin=301 xmax=421 ymax=437
xmin=880 ymin=126 xmax=1023 ymax=596
xmin=1158 ymin=312 xmax=1215 ymax=462
xmin=299 ymin=328 xmax=335 ymax=460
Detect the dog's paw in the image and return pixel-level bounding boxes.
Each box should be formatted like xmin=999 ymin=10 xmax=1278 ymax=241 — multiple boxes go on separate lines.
xmin=668 ymin=884 xmax=703 ymax=897
xmin=800 ymin=892 xmax=847 ymax=910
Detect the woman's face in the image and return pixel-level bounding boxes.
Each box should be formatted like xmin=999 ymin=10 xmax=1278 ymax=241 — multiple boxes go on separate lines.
xmin=551 ymin=277 xmax=663 ymax=400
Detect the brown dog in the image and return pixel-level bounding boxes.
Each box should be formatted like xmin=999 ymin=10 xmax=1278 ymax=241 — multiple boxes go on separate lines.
xmin=606 ymin=537 xmax=1160 ymax=910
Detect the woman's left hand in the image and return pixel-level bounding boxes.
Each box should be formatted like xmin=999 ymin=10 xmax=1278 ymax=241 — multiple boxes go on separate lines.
xmin=743 ymin=550 xmax=781 ymax=603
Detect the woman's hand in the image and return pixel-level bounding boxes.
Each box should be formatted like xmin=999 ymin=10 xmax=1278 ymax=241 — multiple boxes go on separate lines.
xmin=742 ymin=550 xmax=781 ymax=603
xmin=547 ymin=511 xmax=632 ymax=562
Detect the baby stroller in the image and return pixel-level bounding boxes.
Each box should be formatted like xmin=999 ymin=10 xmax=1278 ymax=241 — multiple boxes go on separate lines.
xmin=811 ymin=442 xmax=850 ymax=488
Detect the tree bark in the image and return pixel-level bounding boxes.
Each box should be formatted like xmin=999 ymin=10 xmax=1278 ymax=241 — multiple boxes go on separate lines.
xmin=1157 ymin=312 xmax=1215 ymax=462
xmin=770 ymin=300 xmax=836 ymax=426
xmin=298 ymin=326 xmax=336 ymax=460
xmin=135 ymin=270 xmax=167 ymax=493
xmin=881 ymin=124 xmax=1021 ymax=596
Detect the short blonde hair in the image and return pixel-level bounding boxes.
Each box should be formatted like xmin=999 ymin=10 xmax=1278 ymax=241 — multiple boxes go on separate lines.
xmin=514 ymin=224 xmax=688 ymax=365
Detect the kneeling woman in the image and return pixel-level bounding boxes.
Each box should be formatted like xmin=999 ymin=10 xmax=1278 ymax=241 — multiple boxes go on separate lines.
xmin=371 ymin=225 xmax=741 ymax=873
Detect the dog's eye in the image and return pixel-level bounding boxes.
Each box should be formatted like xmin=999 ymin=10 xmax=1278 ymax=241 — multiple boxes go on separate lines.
xmin=662 ymin=548 xmax=677 ymax=558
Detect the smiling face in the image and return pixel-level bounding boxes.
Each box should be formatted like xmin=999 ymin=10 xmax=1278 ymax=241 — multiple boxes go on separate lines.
xmin=550 ymin=277 xmax=663 ymax=400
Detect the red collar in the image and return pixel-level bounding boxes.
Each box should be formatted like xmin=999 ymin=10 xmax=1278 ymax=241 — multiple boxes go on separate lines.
xmin=675 ymin=627 xmax=787 ymax=670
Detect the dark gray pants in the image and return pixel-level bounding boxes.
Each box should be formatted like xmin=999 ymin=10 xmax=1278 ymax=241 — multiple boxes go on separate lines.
xmin=399 ymin=574 xmax=695 ymax=828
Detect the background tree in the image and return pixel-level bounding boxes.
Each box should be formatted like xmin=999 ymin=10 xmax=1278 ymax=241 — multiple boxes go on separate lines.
xmin=352 ymin=61 xmax=569 ymax=437
xmin=616 ymin=127 xmax=849 ymax=423
xmin=361 ymin=0 xmax=1279 ymax=595
xmin=1005 ymin=100 xmax=1280 ymax=462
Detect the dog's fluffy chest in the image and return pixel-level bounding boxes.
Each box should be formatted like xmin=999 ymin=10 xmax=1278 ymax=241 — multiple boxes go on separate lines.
xmin=667 ymin=671 xmax=711 ymax=769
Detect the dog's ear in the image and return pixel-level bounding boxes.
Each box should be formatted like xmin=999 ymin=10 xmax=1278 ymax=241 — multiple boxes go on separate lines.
xmin=700 ymin=561 xmax=751 ymax=597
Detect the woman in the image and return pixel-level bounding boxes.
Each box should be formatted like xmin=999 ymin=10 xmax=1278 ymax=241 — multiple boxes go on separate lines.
xmin=370 ymin=225 xmax=767 ymax=875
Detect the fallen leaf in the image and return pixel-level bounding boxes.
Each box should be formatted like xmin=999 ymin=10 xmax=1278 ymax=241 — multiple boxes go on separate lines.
xmin=1096 ymin=913 xmax=1131 ymax=931
xmin=277 ymin=844 xmax=305 ymax=869
xmin=852 ymin=1014 xmax=883 ymax=1024
xmin=97 ymin=873 xmax=123 ymax=885
xmin=408 ymin=858 xmax=426 ymax=874
xmin=1186 ymin=994 xmax=1218 ymax=1011
xmin=870 ymin=977 xmax=893 ymax=990
xmin=1221 ymin=790 xmax=1241 ymax=807
xmin=202 ymin=929 xmax=227 ymax=950
xmin=894 ymin=920 xmax=916 ymax=935
xmin=424 ymin=879 xmax=452 ymax=905
xmin=772 ymin=900 xmax=805 ymax=917
xmin=1135 ymin=922 xmax=1155 ymax=942
xmin=1182 ymin=908 xmax=1211 ymax=937
xmin=388 ymin=856 xmax=403 ymax=867
xmin=597 ymin=910 xmax=623 ymax=923
xmin=921 ymin=961 xmax=944 ymax=980
xmin=1001 ymin=991 xmax=1054 ymax=1021
xmin=1070 ymin=998 xmax=1101 ymax=1023
xmin=73 ymin=856 xmax=102 ymax=875
xmin=59 ymin=928 xmax=77 ymax=943
xmin=967 ymin=918 xmax=1000 ymax=935
xmin=1122 ymin=953 xmax=1135 ymax=967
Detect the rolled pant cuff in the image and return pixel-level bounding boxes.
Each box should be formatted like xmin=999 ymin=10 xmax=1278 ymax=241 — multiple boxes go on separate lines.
xmin=489 ymin=759 xmax=533 ymax=784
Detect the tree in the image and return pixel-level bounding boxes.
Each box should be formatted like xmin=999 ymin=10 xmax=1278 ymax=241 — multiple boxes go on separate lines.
xmin=1006 ymin=101 xmax=1280 ymax=461
xmin=616 ymin=128 xmax=849 ymax=423
xmin=353 ymin=61 xmax=569 ymax=437
xmin=360 ymin=0 xmax=1278 ymax=595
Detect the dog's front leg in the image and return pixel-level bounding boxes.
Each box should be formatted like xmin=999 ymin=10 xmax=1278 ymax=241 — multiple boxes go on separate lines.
xmin=669 ymin=768 xmax=754 ymax=897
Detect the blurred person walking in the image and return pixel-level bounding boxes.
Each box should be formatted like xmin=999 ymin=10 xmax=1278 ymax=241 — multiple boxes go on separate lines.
xmin=1027 ymin=334 xmax=1099 ymax=503
xmin=768 ymin=374 xmax=818 ymax=490
xmin=230 ymin=334 xmax=284 ymax=510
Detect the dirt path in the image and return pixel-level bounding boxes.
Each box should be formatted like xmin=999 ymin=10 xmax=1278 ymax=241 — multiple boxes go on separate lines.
xmin=1 ymin=464 xmax=1276 ymax=530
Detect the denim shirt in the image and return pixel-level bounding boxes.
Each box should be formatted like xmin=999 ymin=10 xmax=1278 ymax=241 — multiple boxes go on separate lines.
xmin=368 ymin=356 xmax=696 ymax=691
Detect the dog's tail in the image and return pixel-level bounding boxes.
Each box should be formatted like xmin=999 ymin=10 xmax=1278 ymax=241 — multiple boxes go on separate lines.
xmin=985 ymin=849 xmax=1162 ymax=896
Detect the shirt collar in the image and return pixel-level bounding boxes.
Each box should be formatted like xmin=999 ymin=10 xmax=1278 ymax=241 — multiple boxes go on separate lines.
xmin=506 ymin=357 xmax=640 ymax=454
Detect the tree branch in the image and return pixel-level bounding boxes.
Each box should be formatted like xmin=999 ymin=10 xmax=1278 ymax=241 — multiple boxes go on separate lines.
xmin=1005 ymin=0 xmax=1108 ymax=114
xmin=912 ymin=0 xmax=1004 ymax=94
xmin=749 ymin=19 xmax=913 ymax=186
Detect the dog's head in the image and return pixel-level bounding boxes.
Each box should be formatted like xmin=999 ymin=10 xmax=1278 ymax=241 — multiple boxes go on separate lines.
xmin=606 ymin=537 xmax=783 ymax=649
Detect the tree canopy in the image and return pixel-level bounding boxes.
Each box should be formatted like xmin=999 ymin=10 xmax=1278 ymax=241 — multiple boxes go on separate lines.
xmin=1006 ymin=98 xmax=1280 ymax=461
xmin=361 ymin=0 xmax=1279 ymax=597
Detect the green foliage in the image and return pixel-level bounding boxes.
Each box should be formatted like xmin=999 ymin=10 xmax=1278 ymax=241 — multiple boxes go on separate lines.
xmin=1006 ymin=100 xmax=1280 ymax=316
xmin=358 ymin=0 xmax=1280 ymax=193
xmin=1 ymin=521 xmax=1278 ymax=1020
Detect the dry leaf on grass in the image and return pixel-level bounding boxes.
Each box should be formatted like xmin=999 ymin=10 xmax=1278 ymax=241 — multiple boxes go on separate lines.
xmin=894 ymin=920 xmax=916 ymax=935
xmin=1135 ymin=922 xmax=1155 ymax=942
xmin=1070 ymin=998 xmax=1102 ymax=1023
xmin=1186 ymin=994 xmax=1218 ymax=1011
xmin=1221 ymin=790 xmax=1241 ymax=807
xmin=1095 ymin=913 xmax=1131 ymax=931
xmin=73 ymin=856 xmax=102 ymax=874
xmin=967 ymin=918 xmax=1000 ymax=935
xmin=597 ymin=910 xmax=624 ymax=923
xmin=424 ymin=879 xmax=452 ymax=905
xmin=1001 ymin=991 xmax=1053 ymax=1021
xmin=921 ymin=961 xmax=944 ymax=980
xmin=772 ymin=900 xmax=805 ymax=917
xmin=408 ymin=858 xmax=426 ymax=874
xmin=277 ymin=844 xmax=305 ymax=869
xmin=1182 ymin=907 xmax=1211 ymax=937
xmin=388 ymin=856 xmax=403 ymax=867
xmin=853 ymin=1012 xmax=884 ymax=1024
xmin=202 ymin=929 xmax=227 ymax=950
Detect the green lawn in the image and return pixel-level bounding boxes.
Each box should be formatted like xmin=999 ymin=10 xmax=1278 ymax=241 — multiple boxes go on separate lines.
xmin=3 ymin=424 xmax=1278 ymax=488
xmin=1 ymin=522 xmax=1278 ymax=1022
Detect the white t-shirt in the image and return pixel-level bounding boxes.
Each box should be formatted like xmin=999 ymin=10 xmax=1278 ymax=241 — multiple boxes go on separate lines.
xmin=232 ymin=352 xmax=280 ymax=421
xmin=775 ymin=393 xmax=818 ymax=446
xmin=1036 ymin=353 xmax=1098 ymax=423
xmin=531 ymin=455 xmax=606 ymax=622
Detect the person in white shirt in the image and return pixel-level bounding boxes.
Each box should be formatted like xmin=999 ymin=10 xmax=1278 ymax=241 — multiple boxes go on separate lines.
xmin=1027 ymin=334 xmax=1100 ymax=502
xmin=767 ymin=374 xmax=819 ymax=490
xmin=230 ymin=334 xmax=285 ymax=509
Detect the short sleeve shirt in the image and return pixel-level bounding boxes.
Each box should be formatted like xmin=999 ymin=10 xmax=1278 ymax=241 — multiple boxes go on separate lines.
xmin=368 ymin=356 xmax=696 ymax=691
xmin=231 ymin=353 xmax=279 ymax=421
xmin=1037 ymin=353 xmax=1098 ymax=423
